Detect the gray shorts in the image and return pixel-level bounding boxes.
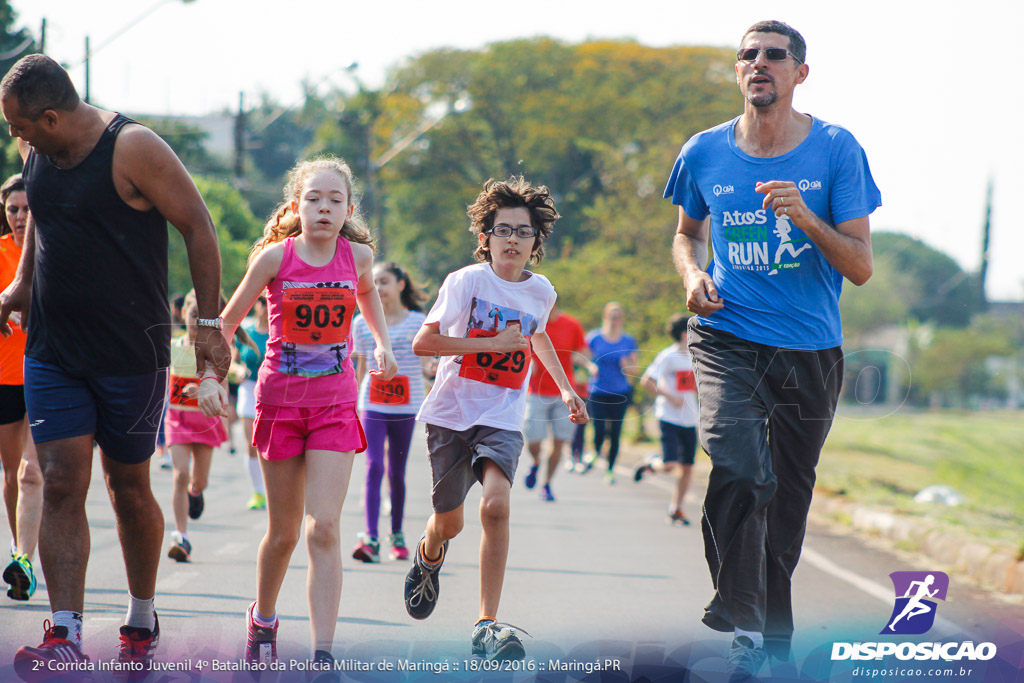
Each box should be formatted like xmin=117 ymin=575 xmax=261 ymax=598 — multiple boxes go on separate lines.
xmin=522 ymin=393 xmax=574 ymax=443
xmin=425 ymin=423 xmax=523 ymax=513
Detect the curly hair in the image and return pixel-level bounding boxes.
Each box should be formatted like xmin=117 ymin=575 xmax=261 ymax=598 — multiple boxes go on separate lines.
xmin=250 ymin=156 xmax=373 ymax=265
xmin=467 ymin=176 xmax=559 ymax=266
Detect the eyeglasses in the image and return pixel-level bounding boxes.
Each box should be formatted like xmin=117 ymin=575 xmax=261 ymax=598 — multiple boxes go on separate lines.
xmin=487 ymin=224 xmax=537 ymax=238
xmin=736 ymin=47 xmax=802 ymax=64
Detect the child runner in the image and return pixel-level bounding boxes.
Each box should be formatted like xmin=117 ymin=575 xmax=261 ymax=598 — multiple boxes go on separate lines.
xmin=633 ymin=313 xmax=699 ymax=525
xmin=0 ymin=173 xmax=41 ymax=601
xmin=403 ymin=177 xmax=587 ymax=661
xmin=351 ymin=262 xmax=430 ymax=563
xmin=165 ymin=291 xmax=233 ymax=562
xmin=236 ymin=295 xmax=269 ymax=510
xmin=585 ymin=301 xmax=638 ymax=484
xmin=199 ymin=157 xmax=396 ymax=670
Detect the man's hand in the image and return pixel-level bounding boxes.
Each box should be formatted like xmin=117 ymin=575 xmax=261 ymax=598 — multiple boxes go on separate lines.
xmin=683 ymin=270 xmax=725 ymax=316
xmin=491 ymin=326 xmax=529 ymax=353
xmin=194 ymin=326 xmax=231 ymax=381
xmin=0 ymin=279 xmax=30 ymax=337
xmin=756 ymin=180 xmax=810 ymax=226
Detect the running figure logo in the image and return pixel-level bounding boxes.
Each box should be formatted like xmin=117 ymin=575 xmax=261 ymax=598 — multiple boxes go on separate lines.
xmin=881 ymin=571 xmax=949 ymax=635
xmin=767 ymin=216 xmax=812 ymax=276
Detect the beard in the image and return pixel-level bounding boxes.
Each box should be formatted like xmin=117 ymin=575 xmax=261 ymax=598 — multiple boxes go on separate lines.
xmin=746 ymin=90 xmax=778 ymax=107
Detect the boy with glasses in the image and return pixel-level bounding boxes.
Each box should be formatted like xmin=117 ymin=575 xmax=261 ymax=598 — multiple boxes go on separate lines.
xmin=403 ymin=177 xmax=587 ymax=661
xmin=665 ymin=19 xmax=880 ymax=678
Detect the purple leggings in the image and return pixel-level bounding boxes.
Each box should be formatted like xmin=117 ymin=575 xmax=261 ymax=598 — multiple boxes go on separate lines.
xmin=361 ymin=411 xmax=417 ymax=538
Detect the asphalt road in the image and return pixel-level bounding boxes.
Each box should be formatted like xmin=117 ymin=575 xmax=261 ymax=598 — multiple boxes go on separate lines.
xmin=1 ymin=425 xmax=1021 ymax=682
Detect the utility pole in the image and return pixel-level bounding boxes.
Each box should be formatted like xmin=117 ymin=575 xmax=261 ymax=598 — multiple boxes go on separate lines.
xmin=233 ymin=91 xmax=246 ymax=183
xmin=40 ymin=19 xmax=46 ymax=54
xmin=84 ymin=36 xmax=90 ymax=103
xmin=978 ymin=176 xmax=992 ymax=310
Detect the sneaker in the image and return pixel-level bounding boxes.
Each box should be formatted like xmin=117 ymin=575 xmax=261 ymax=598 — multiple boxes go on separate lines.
xmin=726 ymin=636 xmax=768 ymax=679
xmin=352 ymin=534 xmax=380 ymax=563
xmin=667 ymin=509 xmax=691 ymax=526
xmin=564 ymin=458 xmax=576 ymax=472
xmin=167 ymin=535 xmax=192 ymax=563
xmin=159 ymin=451 xmax=172 ymax=470
xmin=14 ymin=620 xmax=90 ymax=682
xmin=4 ymin=553 xmax=37 ymax=600
xmin=471 ymin=620 xmax=528 ymax=661
xmin=540 ymin=484 xmax=555 ymax=502
xmin=524 ymin=465 xmax=538 ymax=490
xmin=245 ymin=601 xmax=278 ymax=666
xmin=604 ymin=470 xmax=616 ymax=485
xmin=582 ymin=452 xmax=596 ymax=472
xmin=633 ymin=459 xmax=654 ymax=482
xmin=247 ymin=492 xmax=267 ymax=510
xmin=389 ymin=532 xmax=409 ymax=561
xmin=187 ymin=490 xmax=205 ymax=520
xmin=404 ymin=536 xmax=447 ymax=620
xmin=116 ymin=612 xmax=160 ymax=679
xmin=307 ymin=650 xmax=338 ymax=683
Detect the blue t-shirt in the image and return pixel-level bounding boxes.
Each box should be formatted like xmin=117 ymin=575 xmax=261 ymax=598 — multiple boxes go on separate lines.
xmin=663 ymin=116 xmax=881 ymax=350
xmin=587 ymin=330 xmax=637 ymax=395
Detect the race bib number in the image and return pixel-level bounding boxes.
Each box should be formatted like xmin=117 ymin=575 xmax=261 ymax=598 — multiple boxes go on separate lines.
xmin=676 ymin=369 xmax=696 ymax=392
xmin=369 ymin=374 xmax=410 ymax=405
xmin=282 ymin=287 xmax=355 ymax=344
xmin=459 ymin=329 xmax=531 ymax=389
xmin=169 ymin=374 xmax=199 ymax=408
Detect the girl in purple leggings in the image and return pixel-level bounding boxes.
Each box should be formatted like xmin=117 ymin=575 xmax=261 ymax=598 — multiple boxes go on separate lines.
xmin=352 ymin=262 xmax=431 ymax=562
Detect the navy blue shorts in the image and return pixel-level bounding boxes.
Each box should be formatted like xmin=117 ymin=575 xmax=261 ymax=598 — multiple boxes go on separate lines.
xmin=659 ymin=420 xmax=697 ymax=465
xmin=24 ymin=357 xmax=168 ymax=464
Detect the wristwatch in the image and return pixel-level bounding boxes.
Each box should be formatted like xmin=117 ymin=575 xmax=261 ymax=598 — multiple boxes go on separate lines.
xmin=196 ymin=317 xmax=223 ymax=330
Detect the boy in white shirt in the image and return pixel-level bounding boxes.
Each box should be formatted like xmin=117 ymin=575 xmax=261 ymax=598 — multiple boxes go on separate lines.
xmin=635 ymin=314 xmax=699 ymax=524
xmin=404 ymin=177 xmax=587 ymax=661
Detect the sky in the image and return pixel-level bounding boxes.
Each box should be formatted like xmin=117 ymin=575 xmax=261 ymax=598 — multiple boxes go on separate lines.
xmin=17 ymin=1 xmax=1024 ymax=300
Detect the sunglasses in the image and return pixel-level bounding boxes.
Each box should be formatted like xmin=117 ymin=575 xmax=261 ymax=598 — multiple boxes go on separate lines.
xmin=736 ymin=47 xmax=802 ymax=64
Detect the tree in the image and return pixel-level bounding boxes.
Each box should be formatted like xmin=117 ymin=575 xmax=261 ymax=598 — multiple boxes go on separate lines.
xmin=0 ymin=0 xmax=35 ymax=78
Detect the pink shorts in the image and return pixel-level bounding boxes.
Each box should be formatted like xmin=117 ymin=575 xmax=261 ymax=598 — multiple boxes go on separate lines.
xmin=165 ymin=408 xmax=228 ymax=448
xmin=252 ymin=402 xmax=366 ymax=460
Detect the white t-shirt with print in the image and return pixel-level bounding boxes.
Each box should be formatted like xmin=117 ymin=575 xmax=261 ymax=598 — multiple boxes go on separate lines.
xmin=642 ymin=344 xmax=699 ymax=427
xmin=416 ymin=263 xmax=556 ymax=432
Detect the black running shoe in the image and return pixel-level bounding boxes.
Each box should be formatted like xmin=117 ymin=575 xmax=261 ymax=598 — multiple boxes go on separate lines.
xmin=403 ymin=536 xmax=447 ymax=620
xmin=187 ymin=490 xmax=205 ymax=520
xmin=471 ymin=620 xmax=528 ymax=661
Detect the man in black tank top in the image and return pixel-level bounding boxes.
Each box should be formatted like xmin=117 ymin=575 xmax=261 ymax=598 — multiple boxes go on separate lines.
xmin=0 ymin=54 xmax=230 ymax=678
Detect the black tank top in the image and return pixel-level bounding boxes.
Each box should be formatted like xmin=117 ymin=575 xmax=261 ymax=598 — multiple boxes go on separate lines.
xmin=23 ymin=114 xmax=170 ymax=377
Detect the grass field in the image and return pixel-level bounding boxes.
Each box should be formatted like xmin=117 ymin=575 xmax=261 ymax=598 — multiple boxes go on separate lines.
xmin=818 ymin=408 xmax=1024 ymax=550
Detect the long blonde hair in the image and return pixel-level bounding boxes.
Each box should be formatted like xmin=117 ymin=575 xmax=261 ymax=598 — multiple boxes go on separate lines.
xmin=250 ymin=156 xmax=374 ymax=265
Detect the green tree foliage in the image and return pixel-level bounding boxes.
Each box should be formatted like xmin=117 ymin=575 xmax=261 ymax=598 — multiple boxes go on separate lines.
xmin=0 ymin=0 xmax=35 ymax=78
xmin=167 ymin=176 xmax=259 ymax=298
xmin=870 ymin=232 xmax=980 ymax=327
xmin=135 ymin=116 xmax=229 ymax=178
xmin=909 ymin=322 xmax=1017 ymax=407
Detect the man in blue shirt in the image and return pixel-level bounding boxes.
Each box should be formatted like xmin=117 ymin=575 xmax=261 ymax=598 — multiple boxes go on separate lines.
xmin=665 ymin=20 xmax=880 ymax=678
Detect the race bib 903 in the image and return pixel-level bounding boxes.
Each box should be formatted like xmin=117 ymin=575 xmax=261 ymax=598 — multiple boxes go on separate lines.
xmin=459 ymin=329 xmax=531 ymax=389
xmin=282 ymin=287 xmax=355 ymax=344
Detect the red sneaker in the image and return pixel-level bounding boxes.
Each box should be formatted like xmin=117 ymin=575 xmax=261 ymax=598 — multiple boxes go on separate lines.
xmin=14 ymin=620 xmax=90 ymax=682
xmin=115 ymin=612 xmax=160 ymax=680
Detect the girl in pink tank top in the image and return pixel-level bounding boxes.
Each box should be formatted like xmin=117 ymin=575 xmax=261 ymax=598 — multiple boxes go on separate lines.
xmin=200 ymin=157 xmax=396 ymax=669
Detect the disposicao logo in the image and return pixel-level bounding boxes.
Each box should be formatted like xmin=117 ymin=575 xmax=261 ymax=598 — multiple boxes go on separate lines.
xmin=831 ymin=570 xmax=997 ymax=663
xmin=881 ymin=571 xmax=949 ymax=635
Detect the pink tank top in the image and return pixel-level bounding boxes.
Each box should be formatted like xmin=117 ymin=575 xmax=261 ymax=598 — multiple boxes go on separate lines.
xmin=255 ymin=236 xmax=360 ymax=407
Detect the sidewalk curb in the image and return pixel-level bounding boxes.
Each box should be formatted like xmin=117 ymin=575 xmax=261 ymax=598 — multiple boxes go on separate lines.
xmin=808 ymin=494 xmax=1023 ymax=596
